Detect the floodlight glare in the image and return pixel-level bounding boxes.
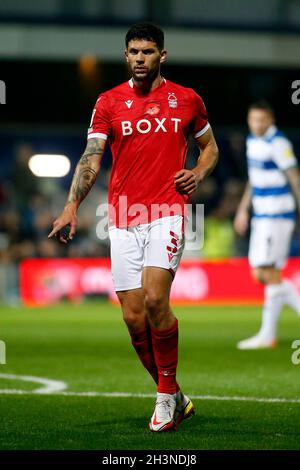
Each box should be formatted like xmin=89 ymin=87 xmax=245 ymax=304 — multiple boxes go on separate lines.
xmin=29 ymin=154 xmax=71 ymax=177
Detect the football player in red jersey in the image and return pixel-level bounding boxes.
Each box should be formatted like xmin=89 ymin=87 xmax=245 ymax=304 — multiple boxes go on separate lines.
xmin=49 ymin=22 xmax=219 ymax=432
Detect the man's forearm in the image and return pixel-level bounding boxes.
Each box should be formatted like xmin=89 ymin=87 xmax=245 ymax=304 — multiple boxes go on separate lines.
xmin=66 ymin=138 xmax=105 ymax=209
xmin=286 ymin=166 xmax=300 ymax=216
xmin=67 ymin=157 xmax=99 ymax=208
xmin=192 ymin=141 xmax=219 ymax=183
xmin=237 ymin=182 xmax=252 ymax=213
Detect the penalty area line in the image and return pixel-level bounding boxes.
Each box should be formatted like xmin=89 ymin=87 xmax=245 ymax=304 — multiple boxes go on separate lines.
xmin=0 ymin=373 xmax=67 ymax=393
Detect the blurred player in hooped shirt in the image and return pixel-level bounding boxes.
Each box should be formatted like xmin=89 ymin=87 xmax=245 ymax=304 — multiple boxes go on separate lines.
xmin=49 ymin=22 xmax=218 ymax=431
xmin=234 ymin=101 xmax=300 ymax=349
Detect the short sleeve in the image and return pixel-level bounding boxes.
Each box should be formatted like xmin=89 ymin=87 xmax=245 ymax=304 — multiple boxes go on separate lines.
xmin=191 ymin=91 xmax=210 ymax=138
xmin=87 ymin=94 xmax=111 ymax=140
xmin=272 ymin=136 xmax=298 ymax=170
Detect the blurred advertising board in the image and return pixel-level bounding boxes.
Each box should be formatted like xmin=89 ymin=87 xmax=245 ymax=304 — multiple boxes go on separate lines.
xmin=20 ymin=258 xmax=300 ymax=306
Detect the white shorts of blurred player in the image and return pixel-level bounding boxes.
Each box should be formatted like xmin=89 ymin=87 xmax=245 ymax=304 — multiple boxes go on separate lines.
xmin=109 ymin=215 xmax=185 ymax=292
xmin=249 ymin=217 xmax=295 ymax=269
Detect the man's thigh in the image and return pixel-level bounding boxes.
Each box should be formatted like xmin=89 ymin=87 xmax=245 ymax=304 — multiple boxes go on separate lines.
xmin=249 ymin=218 xmax=294 ymax=269
xmin=117 ymin=288 xmax=145 ymax=312
xmin=109 ymin=215 xmax=185 ymax=292
xmin=144 ymin=215 xmax=185 ymax=277
xmin=109 ymin=226 xmax=144 ymax=291
xmin=142 ymin=266 xmax=173 ymax=300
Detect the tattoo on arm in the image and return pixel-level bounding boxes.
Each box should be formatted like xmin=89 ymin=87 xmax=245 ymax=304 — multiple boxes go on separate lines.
xmin=72 ymin=168 xmax=97 ymax=202
xmin=67 ymin=138 xmax=105 ymax=206
xmin=80 ymin=139 xmax=103 ymax=164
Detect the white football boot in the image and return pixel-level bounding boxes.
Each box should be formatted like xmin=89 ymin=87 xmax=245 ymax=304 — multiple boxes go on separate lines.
xmin=174 ymin=390 xmax=195 ymax=430
xmin=237 ymin=334 xmax=277 ymax=350
xmin=149 ymin=392 xmax=177 ymax=432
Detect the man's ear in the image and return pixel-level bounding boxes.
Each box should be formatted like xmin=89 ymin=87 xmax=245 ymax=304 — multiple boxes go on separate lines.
xmin=160 ymin=49 xmax=167 ymax=64
xmin=124 ymin=49 xmax=129 ymax=62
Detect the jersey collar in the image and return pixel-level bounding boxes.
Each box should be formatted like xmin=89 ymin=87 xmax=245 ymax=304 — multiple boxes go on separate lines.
xmin=128 ymin=77 xmax=166 ymax=90
xmin=262 ymin=125 xmax=277 ymax=139
xmin=250 ymin=125 xmax=278 ymax=141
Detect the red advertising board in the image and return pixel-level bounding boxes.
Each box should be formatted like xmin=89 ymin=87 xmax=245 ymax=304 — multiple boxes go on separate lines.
xmin=20 ymin=257 xmax=300 ymax=306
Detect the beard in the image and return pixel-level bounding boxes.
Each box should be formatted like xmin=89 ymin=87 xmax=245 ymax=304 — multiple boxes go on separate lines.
xmin=131 ymin=66 xmax=159 ymax=83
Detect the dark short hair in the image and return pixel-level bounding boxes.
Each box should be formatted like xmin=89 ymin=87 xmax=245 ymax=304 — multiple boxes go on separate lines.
xmin=248 ymin=100 xmax=274 ymax=117
xmin=125 ymin=22 xmax=164 ymax=50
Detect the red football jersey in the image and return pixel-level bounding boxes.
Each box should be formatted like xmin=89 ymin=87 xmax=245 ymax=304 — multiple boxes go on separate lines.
xmin=88 ymin=78 xmax=209 ymax=227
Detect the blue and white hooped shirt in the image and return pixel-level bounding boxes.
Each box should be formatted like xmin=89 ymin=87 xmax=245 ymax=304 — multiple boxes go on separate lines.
xmin=247 ymin=125 xmax=298 ymax=219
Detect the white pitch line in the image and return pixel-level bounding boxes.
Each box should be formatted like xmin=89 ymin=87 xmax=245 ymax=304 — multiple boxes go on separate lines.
xmin=0 ymin=373 xmax=67 ymax=394
xmin=59 ymin=392 xmax=300 ymax=403
xmin=0 ymin=373 xmax=299 ymax=403
xmin=0 ymin=389 xmax=299 ymax=404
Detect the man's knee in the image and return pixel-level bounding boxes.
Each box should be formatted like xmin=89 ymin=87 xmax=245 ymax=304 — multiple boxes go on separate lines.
xmin=252 ymin=268 xmax=265 ymax=283
xmin=144 ymin=290 xmax=168 ymax=316
xmin=252 ymin=267 xmax=280 ymax=284
xmin=117 ymin=291 xmax=145 ymax=330
xmin=143 ymin=285 xmax=174 ymax=329
xmin=123 ymin=309 xmax=144 ymax=330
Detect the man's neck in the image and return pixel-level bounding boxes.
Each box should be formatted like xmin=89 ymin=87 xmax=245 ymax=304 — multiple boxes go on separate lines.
xmin=133 ymin=74 xmax=163 ymax=93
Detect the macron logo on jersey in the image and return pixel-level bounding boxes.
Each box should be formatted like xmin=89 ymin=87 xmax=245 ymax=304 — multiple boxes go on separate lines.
xmin=125 ymin=100 xmax=133 ymax=109
xmin=121 ymin=117 xmax=181 ymax=136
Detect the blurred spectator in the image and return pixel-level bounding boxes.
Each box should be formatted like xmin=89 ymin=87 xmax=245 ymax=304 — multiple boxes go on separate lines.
xmin=10 ymin=143 xmax=39 ymax=208
xmin=200 ymin=179 xmax=244 ymax=259
xmin=201 ymin=199 xmax=235 ymax=259
xmin=33 ymin=208 xmax=54 ymax=241
xmin=36 ymin=239 xmax=61 ymax=258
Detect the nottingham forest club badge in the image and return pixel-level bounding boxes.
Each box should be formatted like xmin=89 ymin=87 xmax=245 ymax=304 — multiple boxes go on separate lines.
xmin=168 ymin=92 xmax=178 ymax=108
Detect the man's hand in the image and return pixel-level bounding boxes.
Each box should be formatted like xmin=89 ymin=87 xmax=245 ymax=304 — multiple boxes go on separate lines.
xmin=174 ymin=169 xmax=198 ymax=196
xmin=234 ymin=209 xmax=249 ymax=236
xmin=48 ymin=203 xmax=78 ymax=244
xmin=47 ymin=138 xmax=105 ymax=245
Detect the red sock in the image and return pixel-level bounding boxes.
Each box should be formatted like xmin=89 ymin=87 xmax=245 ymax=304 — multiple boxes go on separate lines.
xmin=130 ymin=327 xmax=158 ymax=384
xmin=151 ymin=319 xmax=179 ymax=394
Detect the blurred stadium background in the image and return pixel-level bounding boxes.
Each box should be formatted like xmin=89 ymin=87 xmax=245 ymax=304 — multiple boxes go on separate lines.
xmin=1 ymin=0 xmax=300 ymax=450
xmin=1 ymin=0 xmax=300 ymax=304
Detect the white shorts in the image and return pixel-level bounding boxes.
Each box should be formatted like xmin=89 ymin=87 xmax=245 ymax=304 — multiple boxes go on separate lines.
xmin=109 ymin=215 xmax=185 ymax=291
xmin=249 ymin=217 xmax=295 ymax=269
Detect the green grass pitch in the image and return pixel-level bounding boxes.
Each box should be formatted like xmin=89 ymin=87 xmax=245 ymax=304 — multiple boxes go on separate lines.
xmin=0 ymin=301 xmax=300 ymax=450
